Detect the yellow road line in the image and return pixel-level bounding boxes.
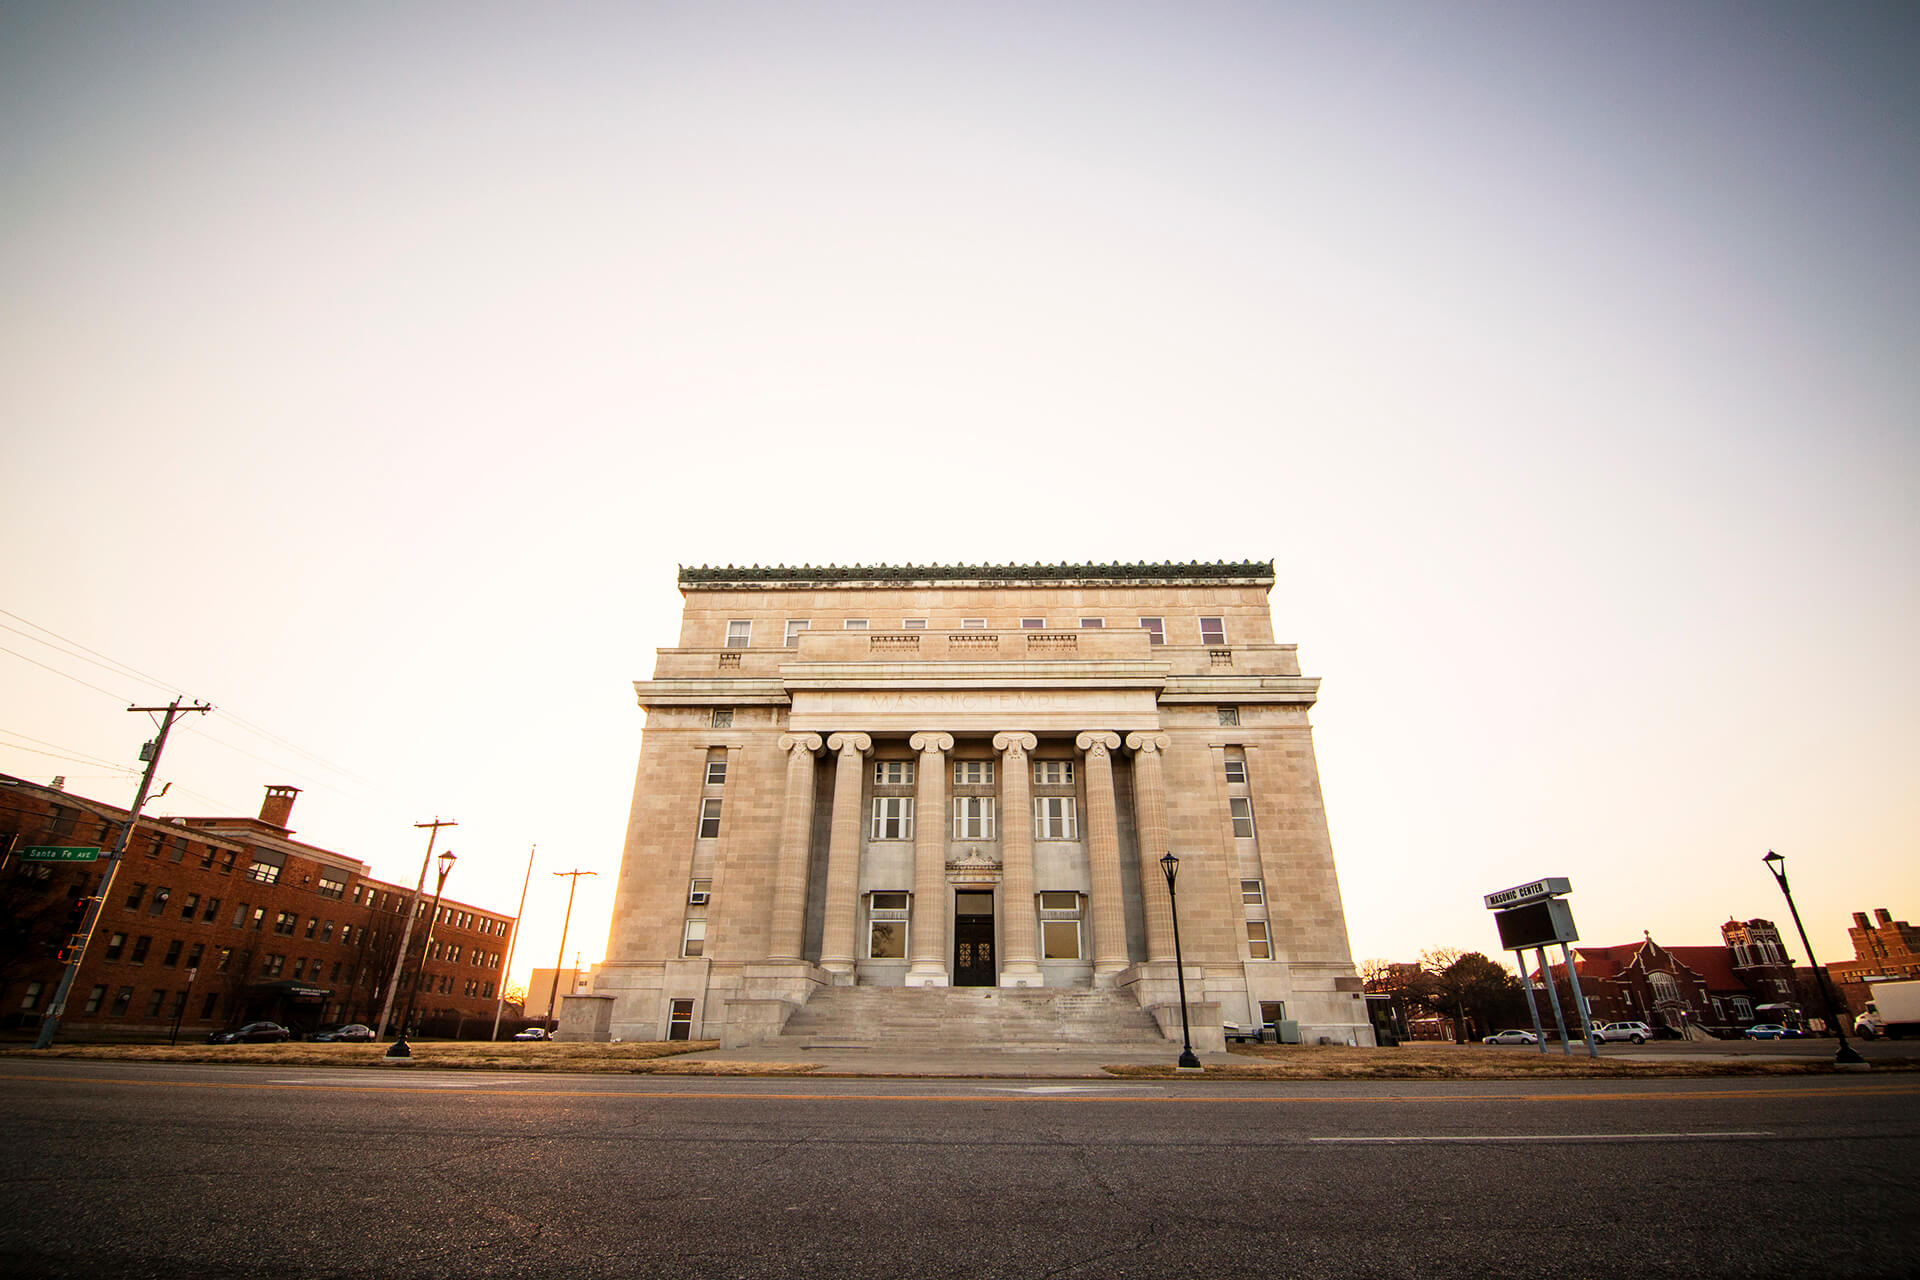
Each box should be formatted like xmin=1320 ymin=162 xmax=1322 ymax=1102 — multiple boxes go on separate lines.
xmin=1 ymin=1074 xmax=1915 ymax=1104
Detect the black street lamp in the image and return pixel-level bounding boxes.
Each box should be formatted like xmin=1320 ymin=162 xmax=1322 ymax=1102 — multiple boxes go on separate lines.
xmin=387 ymin=849 xmax=456 ymax=1060
xmin=1761 ymin=850 xmax=1865 ymax=1068
xmin=1159 ymin=852 xmax=1202 ymax=1070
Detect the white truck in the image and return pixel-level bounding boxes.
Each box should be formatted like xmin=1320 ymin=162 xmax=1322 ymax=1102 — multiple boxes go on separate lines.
xmin=1853 ymin=979 xmax=1920 ymax=1040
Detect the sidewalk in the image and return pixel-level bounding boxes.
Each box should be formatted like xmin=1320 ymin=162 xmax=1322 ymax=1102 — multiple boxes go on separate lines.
xmin=665 ymin=1040 xmax=1234 ymax=1078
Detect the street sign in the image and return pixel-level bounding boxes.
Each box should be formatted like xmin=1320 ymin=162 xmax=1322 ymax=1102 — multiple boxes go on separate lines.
xmin=1482 ymin=877 xmax=1571 ymax=910
xmin=23 ymin=846 xmax=101 ymax=863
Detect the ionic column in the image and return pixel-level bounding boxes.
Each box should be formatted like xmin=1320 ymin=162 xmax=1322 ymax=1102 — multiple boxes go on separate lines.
xmin=1125 ymin=732 xmax=1175 ymax=961
xmin=768 ymin=733 xmax=823 ymax=961
xmin=906 ymin=731 xmax=954 ymax=986
xmin=1077 ymin=730 xmax=1129 ymax=979
xmin=817 ymin=732 xmax=871 ymax=976
xmin=993 ymin=731 xmax=1042 ymax=987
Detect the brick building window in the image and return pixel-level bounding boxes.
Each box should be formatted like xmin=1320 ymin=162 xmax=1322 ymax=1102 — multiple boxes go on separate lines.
xmin=179 ymin=892 xmax=200 ymax=920
xmin=248 ymin=861 xmax=282 ymax=885
xmin=130 ymin=936 xmax=151 ymax=964
xmin=110 ymin=986 xmax=133 ymax=1016
xmin=145 ymin=990 xmax=165 ymax=1017
xmin=316 ymin=874 xmax=345 ymax=899
xmin=150 ymin=887 xmax=170 ymax=914
xmin=124 ymin=882 xmax=146 ymax=910
xmin=83 ymin=985 xmax=106 ymax=1014
xmin=104 ymin=933 xmax=126 ymax=961
xmin=163 ymin=939 xmax=183 ymax=967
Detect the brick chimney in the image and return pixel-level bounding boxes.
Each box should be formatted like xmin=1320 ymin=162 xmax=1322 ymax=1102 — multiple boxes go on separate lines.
xmin=1853 ymin=912 xmax=1871 ymax=929
xmin=259 ymin=785 xmax=300 ymax=830
xmin=1876 ymin=908 xmax=1894 ymax=926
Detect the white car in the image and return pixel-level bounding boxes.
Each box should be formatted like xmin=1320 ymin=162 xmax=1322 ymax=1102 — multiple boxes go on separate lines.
xmin=1593 ymin=1021 xmax=1653 ymax=1044
xmin=1482 ymin=1029 xmax=1539 ymax=1046
xmin=512 ymin=1027 xmax=550 ymax=1042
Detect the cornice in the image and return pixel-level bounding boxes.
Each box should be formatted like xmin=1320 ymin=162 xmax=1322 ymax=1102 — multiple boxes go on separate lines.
xmin=677 ymin=560 xmax=1275 ymax=590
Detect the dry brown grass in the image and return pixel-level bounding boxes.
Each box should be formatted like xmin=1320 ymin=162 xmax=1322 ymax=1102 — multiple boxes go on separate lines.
xmin=0 ymin=1039 xmax=721 ymax=1072
xmin=1100 ymin=1042 xmax=1920 ymax=1080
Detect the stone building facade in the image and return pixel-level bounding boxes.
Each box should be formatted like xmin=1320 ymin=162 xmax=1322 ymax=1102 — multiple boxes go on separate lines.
xmin=0 ymin=775 xmax=515 ymax=1040
xmin=595 ymin=561 xmax=1370 ymax=1048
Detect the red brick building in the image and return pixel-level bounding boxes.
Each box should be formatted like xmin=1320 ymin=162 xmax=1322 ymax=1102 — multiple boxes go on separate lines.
xmin=1535 ymin=921 xmax=1800 ymax=1038
xmin=1825 ymin=907 xmax=1920 ymax=1017
xmin=1 ymin=774 xmax=517 ymax=1041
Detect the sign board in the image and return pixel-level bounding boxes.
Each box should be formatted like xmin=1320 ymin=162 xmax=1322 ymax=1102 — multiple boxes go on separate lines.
xmin=1482 ymin=877 xmax=1571 ymax=910
xmin=1495 ymin=899 xmax=1579 ymax=950
xmin=23 ymin=846 xmax=101 ymax=863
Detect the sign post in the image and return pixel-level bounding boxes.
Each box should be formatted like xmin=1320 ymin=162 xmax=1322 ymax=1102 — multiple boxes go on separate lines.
xmin=1484 ymin=877 xmax=1596 ymax=1058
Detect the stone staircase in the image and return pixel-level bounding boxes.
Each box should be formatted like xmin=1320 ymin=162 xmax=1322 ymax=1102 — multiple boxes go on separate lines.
xmin=776 ymin=985 xmax=1171 ymax=1052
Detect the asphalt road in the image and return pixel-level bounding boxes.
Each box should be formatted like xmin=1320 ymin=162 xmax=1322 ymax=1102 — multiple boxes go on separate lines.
xmin=1 ymin=1061 xmax=1916 ymax=1279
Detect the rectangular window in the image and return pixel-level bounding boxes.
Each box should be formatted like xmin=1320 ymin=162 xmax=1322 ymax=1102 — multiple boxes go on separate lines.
xmin=688 ymin=879 xmax=711 ymax=905
xmin=1140 ymin=617 xmax=1165 ymax=644
xmin=247 ymin=861 xmax=282 ymax=885
xmin=20 ymin=981 xmax=44 ymax=1011
xmin=1041 ymin=920 xmax=1081 ymax=960
xmin=105 ymin=932 xmax=126 ymax=961
xmin=1021 ymin=618 xmax=1045 ymax=629
xmin=1079 ymin=617 xmax=1103 ymax=628
xmin=163 ymin=939 xmax=183 ymax=967
xmin=901 ymin=618 xmax=926 ymax=630
xmin=1033 ymin=797 xmax=1079 ymax=840
xmin=705 ymin=760 xmax=727 ymax=786
xmin=83 ymin=984 xmax=106 ymax=1014
xmin=870 ymin=797 xmax=914 ymax=840
xmin=1033 ymin=760 xmax=1074 ymax=786
xmin=124 ymin=882 xmax=146 ymax=910
xmin=952 ymin=797 xmax=996 ymax=839
xmin=316 ymin=874 xmax=345 ymax=899
xmin=1230 ymin=797 xmax=1255 ymax=838
xmin=264 ymin=954 xmax=285 ymax=977
xmin=203 ymin=896 xmax=220 ymax=922
xmin=843 ymin=619 xmax=868 ymax=631
xmin=186 ymin=943 xmax=203 ymax=969
xmin=292 ymin=958 xmax=307 ymax=980
xmin=319 ymin=920 xmax=333 ymax=942
xmin=697 ymin=798 xmax=723 ymax=839
xmin=784 ymin=619 xmax=808 ymax=647
xmin=251 ymin=907 xmax=265 ymax=930
xmin=146 ymin=989 xmax=166 ymax=1017
xmin=961 ymin=618 xmax=987 ymax=629
xmin=110 ymin=986 xmax=133 ymax=1016
xmin=868 ymin=892 xmax=908 ymax=959
xmin=725 ymin=620 xmax=751 ymax=648
xmin=953 ymin=759 xmax=994 ymax=786
xmin=201 ymin=992 xmax=220 ymax=1019
xmin=1218 ymin=706 xmax=1240 ymax=726
xmin=874 ymin=760 xmax=916 ymax=786
xmin=218 ymin=850 xmax=236 ymax=875
xmin=217 ymin=947 xmax=233 ymax=972
xmin=1241 ymin=879 xmax=1265 ymax=905
xmin=1201 ymin=617 xmax=1226 ymax=645
xmin=681 ymin=919 xmax=706 ymax=958
xmin=149 ymin=886 xmax=170 ymax=914
xmin=130 ymin=936 xmax=151 ymax=964
xmin=303 ymin=917 xmax=317 ymax=939
xmin=274 ymin=911 xmax=298 ymax=935
xmin=1224 ymin=759 xmax=1247 ymax=785
xmin=1247 ymin=920 xmax=1272 ymax=959
xmin=179 ymin=892 xmax=200 ymax=920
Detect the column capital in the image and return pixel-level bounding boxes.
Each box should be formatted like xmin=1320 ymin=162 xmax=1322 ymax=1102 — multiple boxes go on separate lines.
xmin=1075 ymin=730 xmax=1122 ymax=759
xmin=992 ymin=730 xmax=1038 ymax=759
xmin=909 ymin=731 xmax=954 ymax=756
xmin=826 ymin=732 xmax=872 ymax=757
xmin=778 ymin=732 xmax=824 ymax=757
xmin=1124 ymin=731 xmax=1170 ymax=756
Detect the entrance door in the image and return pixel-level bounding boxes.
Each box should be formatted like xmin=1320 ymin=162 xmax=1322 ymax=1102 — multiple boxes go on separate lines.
xmin=953 ymin=891 xmax=996 ymax=986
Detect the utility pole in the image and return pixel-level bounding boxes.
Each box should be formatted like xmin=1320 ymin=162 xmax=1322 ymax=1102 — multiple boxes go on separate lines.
xmin=35 ymin=698 xmax=210 ymax=1049
xmin=544 ymin=869 xmax=596 ymax=1032
xmin=375 ymin=817 xmax=456 ymax=1041
xmin=491 ymin=844 xmax=536 ymax=1041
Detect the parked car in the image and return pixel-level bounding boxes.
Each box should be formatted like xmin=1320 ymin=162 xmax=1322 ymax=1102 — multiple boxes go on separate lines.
xmin=513 ymin=1027 xmax=550 ymax=1042
xmin=311 ymin=1024 xmax=374 ymax=1043
xmin=207 ymin=1022 xmax=290 ymax=1044
xmin=1743 ymin=1024 xmax=1797 ymax=1040
xmin=1592 ymin=1021 xmax=1654 ymax=1045
xmin=1482 ymin=1029 xmax=1539 ymax=1045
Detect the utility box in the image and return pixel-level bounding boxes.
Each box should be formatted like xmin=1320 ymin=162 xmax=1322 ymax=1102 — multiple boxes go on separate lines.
xmin=1275 ymin=1019 xmax=1302 ymax=1045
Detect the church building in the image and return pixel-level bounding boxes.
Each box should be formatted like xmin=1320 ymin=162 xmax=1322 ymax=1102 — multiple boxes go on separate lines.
xmin=590 ymin=561 xmax=1371 ymax=1049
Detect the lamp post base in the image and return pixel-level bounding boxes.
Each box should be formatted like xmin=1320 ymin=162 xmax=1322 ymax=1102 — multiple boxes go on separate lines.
xmin=1177 ymin=1047 xmax=1201 ymax=1070
xmin=385 ymin=1037 xmax=412 ymax=1058
xmin=1835 ymin=1043 xmax=1868 ymax=1068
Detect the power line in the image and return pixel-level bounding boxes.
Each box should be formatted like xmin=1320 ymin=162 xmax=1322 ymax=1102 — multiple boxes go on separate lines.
xmin=0 ymin=644 xmax=136 ymax=703
xmin=0 ymin=730 xmax=138 ymax=774
xmin=0 ymin=609 xmax=179 ymax=693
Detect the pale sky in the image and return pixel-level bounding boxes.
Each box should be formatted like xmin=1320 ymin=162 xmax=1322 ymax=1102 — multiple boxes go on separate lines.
xmin=3 ymin=2 xmax=1915 ymax=993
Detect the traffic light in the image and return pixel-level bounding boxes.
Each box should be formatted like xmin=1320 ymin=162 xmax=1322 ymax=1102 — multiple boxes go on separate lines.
xmin=65 ymin=896 xmax=90 ymax=930
xmin=53 ymin=946 xmax=75 ymax=964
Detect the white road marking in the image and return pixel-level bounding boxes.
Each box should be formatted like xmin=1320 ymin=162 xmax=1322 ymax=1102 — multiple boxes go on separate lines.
xmin=978 ymin=1085 xmax=1165 ymax=1094
xmin=270 ymin=1077 xmax=484 ymax=1088
xmin=1310 ymin=1131 xmax=1772 ymax=1144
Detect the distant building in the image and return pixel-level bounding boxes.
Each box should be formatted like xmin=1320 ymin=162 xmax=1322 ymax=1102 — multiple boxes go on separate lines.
xmin=1536 ymin=921 xmax=1798 ymax=1037
xmin=526 ymin=966 xmax=591 ymax=1023
xmin=1826 ymin=907 xmax=1920 ymax=1015
xmin=0 ymin=775 xmax=516 ymax=1040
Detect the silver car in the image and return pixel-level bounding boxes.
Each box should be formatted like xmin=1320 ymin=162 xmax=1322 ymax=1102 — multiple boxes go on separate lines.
xmin=1593 ymin=1021 xmax=1652 ymax=1044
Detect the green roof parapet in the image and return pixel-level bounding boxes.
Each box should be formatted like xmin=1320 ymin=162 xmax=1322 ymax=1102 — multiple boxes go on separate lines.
xmin=677 ymin=560 xmax=1275 ymax=588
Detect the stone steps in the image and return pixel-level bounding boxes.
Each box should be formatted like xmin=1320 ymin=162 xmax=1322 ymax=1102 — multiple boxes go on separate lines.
xmin=780 ymin=985 xmax=1170 ymax=1049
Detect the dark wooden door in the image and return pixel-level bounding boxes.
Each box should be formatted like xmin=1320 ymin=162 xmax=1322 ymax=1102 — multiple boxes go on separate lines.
xmin=954 ymin=912 xmax=996 ymax=986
